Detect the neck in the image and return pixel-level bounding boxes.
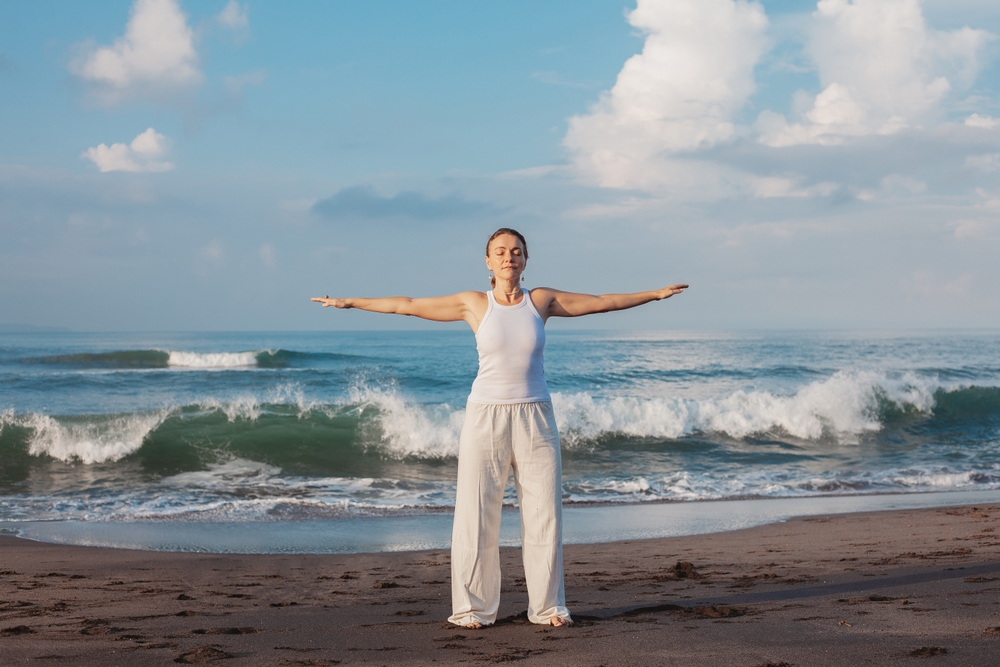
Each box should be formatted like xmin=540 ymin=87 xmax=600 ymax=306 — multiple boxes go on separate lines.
xmin=492 ymin=279 xmax=523 ymax=303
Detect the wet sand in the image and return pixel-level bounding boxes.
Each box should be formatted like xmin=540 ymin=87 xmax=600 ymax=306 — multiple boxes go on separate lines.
xmin=2 ymin=503 xmax=999 ymax=666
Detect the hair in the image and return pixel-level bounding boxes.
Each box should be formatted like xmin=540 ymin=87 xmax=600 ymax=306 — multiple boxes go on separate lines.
xmin=485 ymin=228 xmax=528 ymax=287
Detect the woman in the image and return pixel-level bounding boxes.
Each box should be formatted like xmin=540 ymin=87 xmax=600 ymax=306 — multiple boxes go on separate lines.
xmin=312 ymin=228 xmax=687 ymax=628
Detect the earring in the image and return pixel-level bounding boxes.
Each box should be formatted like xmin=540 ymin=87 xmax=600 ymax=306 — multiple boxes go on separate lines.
xmin=520 ymin=275 xmax=524 ymax=283
xmin=489 ymin=270 xmax=494 ymax=278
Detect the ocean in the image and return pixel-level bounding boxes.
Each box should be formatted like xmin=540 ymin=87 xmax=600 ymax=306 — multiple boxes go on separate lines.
xmin=2 ymin=329 xmax=999 ymax=552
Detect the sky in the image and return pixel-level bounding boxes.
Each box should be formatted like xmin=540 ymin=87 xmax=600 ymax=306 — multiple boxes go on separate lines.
xmin=2 ymin=0 xmax=1000 ymax=332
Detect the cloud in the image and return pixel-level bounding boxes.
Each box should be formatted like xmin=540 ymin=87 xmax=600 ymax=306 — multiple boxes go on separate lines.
xmin=720 ymin=220 xmax=840 ymax=247
xmin=758 ymin=0 xmax=993 ymax=147
xmin=948 ymin=219 xmax=992 ymax=239
xmin=563 ymin=196 xmax=660 ymax=220
xmin=81 ymin=128 xmax=174 ymax=173
xmin=563 ymin=0 xmax=769 ymax=190
xmin=498 ymin=165 xmax=571 ymax=179
xmin=880 ymin=173 xmax=927 ymax=195
xmin=975 ymin=186 xmax=1000 ymax=210
xmin=259 ymin=243 xmax=275 ymax=267
xmin=200 ymin=241 xmax=224 ymax=261
xmin=965 ymin=152 xmax=1000 ymax=171
xmin=559 ymin=0 xmax=998 ymax=200
xmin=312 ymin=186 xmax=496 ymax=221
xmin=966 ymin=113 xmax=999 ymax=129
xmin=850 ymin=172 xmax=928 ymax=201
xmin=216 ymin=1 xmax=249 ymax=31
xmin=223 ymin=69 xmax=267 ymax=96
xmin=900 ymin=271 xmax=973 ymax=299
xmin=70 ymin=0 xmax=200 ymax=104
xmin=752 ymin=176 xmax=839 ymax=198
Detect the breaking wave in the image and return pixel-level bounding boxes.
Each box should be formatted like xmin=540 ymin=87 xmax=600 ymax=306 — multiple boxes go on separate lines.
xmin=0 ymin=408 xmax=172 ymax=465
xmin=29 ymin=349 xmax=353 ymax=370
xmin=2 ymin=373 xmax=997 ymax=472
xmin=554 ymin=370 xmax=946 ymax=444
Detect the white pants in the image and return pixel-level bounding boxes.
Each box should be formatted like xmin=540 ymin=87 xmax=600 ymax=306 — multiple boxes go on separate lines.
xmin=448 ymin=401 xmax=571 ymax=626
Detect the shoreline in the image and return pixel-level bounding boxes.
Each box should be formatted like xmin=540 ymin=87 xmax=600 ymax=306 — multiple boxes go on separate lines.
xmin=6 ymin=487 xmax=1000 ymax=554
xmin=2 ymin=502 xmax=1000 ymax=665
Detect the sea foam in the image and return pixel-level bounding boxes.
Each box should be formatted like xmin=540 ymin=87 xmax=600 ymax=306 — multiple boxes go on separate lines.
xmin=1 ymin=409 xmax=171 ymax=464
xmin=554 ymin=370 xmax=938 ymax=444
xmin=348 ymin=385 xmax=464 ymax=459
xmin=166 ymin=350 xmax=261 ymax=368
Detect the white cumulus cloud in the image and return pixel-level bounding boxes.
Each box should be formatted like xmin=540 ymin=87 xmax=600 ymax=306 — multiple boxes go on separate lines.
xmin=82 ymin=128 xmax=174 ymax=173
xmin=759 ymin=0 xmax=992 ymax=147
xmin=217 ymin=1 xmax=249 ymax=31
xmin=70 ymin=0 xmax=200 ymax=104
xmin=564 ymin=0 xmax=769 ymax=190
xmin=965 ymin=113 xmax=999 ymax=129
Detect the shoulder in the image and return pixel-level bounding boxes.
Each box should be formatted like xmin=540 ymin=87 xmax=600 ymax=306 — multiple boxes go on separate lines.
xmin=528 ymin=287 xmax=559 ymax=311
xmin=453 ymin=290 xmax=488 ymax=312
xmin=458 ymin=291 xmax=488 ymax=304
xmin=529 ymin=287 xmax=560 ymax=302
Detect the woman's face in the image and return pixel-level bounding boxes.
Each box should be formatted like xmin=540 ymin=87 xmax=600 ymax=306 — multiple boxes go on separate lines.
xmin=485 ymin=233 xmax=526 ymax=284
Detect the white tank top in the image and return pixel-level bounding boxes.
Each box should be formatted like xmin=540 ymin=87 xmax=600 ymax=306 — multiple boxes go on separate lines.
xmin=468 ymin=289 xmax=550 ymax=404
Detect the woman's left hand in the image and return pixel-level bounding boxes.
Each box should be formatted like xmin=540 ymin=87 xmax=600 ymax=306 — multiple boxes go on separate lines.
xmin=311 ymin=296 xmax=352 ymax=308
xmin=656 ymin=284 xmax=689 ymax=300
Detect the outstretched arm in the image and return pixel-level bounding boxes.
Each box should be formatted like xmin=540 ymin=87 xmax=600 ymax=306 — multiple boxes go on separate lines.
xmin=311 ymin=292 xmax=486 ymax=327
xmin=534 ymin=284 xmax=688 ymax=320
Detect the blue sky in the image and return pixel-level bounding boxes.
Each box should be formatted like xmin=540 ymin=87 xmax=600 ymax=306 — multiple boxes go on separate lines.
xmin=2 ymin=0 xmax=1000 ymax=331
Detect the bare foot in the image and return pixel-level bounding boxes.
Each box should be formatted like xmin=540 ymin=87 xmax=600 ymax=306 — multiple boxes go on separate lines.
xmin=550 ymin=616 xmax=574 ymax=627
xmin=464 ymin=621 xmax=483 ymax=629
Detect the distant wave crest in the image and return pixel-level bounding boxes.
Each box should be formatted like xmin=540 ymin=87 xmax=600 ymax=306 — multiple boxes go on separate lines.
xmin=29 ymin=348 xmax=354 ymax=370
xmin=167 ymin=351 xmax=259 ymax=368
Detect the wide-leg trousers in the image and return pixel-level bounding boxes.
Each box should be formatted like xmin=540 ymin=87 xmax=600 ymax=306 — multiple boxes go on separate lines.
xmin=448 ymin=400 xmax=571 ymax=626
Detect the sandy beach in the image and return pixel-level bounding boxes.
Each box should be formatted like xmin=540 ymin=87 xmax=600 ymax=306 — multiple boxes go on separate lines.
xmin=1 ymin=503 xmax=998 ymax=666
